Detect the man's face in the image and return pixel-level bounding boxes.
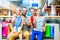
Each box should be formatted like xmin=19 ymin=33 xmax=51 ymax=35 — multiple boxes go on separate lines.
xmin=30 ymin=9 xmax=35 ymax=16
xmin=36 ymin=9 xmax=42 ymax=16
xmin=22 ymin=8 xmax=27 ymax=15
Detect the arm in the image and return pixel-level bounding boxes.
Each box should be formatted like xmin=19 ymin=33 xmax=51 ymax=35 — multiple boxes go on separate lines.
xmin=12 ymin=16 xmax=15 ymax=24
xmin=11 ymin=16 xmax=15 ymax=32
xmin=43 ymin=16 xmax=46 ymax=32
xmin=43 ymin=22 xmax=46 ymax=32
xmin=23 ymin=17 xmax=31 ymax=28
xmin=26 ymin=17 xmax=31 ymax=28
xmin=33 ymin=17 xmax=36 ymax=28
xmin=29 ymin=16 xmax=31 ymax=24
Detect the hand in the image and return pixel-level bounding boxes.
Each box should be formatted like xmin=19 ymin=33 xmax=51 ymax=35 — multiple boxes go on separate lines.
xmin=12 ymin=30 xmax=16 ymax=33
xmin=18 ymin=31 xmax=22 ymax=34
xmin=43 ymin=27 xmax=46 ymax=32
xmin=23 ymin=22 xmax=26 ymax=25
xmin=30 ymin=32 xmax=32 ymax=35
xmin=11 ymin=28 xmax=16 ymax=33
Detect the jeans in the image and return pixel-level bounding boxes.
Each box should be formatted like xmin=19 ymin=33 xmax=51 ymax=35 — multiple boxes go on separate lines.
xmin=30 ymin=30 xmax=43 ymax=40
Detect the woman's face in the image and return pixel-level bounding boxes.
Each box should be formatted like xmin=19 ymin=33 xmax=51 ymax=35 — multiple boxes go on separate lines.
xmin=16 ymin=10 xmax=21 ymax=15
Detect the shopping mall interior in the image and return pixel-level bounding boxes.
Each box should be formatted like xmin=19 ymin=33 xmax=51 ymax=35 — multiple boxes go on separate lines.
xmin=0 ymin=0 xmax=60 ymax=40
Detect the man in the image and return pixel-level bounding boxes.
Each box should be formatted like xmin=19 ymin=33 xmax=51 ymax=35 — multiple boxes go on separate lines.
xmin=29 ymin=8 xmax=36 ymax=29
xmin=22 ymin=7 xmax=30 ymax=40
xmin=30 ymin=8 xmax=46 ymax=40
xmin=29 ymin=7 xmax=37 ymax=40
xmin=7 ymin=8 xmax=23 ymax=40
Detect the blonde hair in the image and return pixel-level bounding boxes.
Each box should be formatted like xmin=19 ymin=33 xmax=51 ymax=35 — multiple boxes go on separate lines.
xmin=15 ymin=7 xmax=21 ymax=11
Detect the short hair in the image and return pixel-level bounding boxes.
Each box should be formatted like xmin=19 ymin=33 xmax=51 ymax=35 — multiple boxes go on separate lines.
xmin=29 ymin=7 xmax=35 ymax=11
xmin=36 ymin=7 xmax=42 ymax=12
xmin=36 ymin=7 xmax=42 ymax=10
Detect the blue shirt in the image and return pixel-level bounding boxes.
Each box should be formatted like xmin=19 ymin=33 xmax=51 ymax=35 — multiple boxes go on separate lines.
xmin=14 ymin=16 xmax=22 ymax=27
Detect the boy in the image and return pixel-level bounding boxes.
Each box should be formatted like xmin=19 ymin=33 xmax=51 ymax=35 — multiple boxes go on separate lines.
xmin=29 ymin=8 xmax=36 ymax=30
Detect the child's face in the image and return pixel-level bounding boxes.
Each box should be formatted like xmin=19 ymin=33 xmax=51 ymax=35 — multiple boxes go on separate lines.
xmin=36 ymin=9 xmax=42 ymax=16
